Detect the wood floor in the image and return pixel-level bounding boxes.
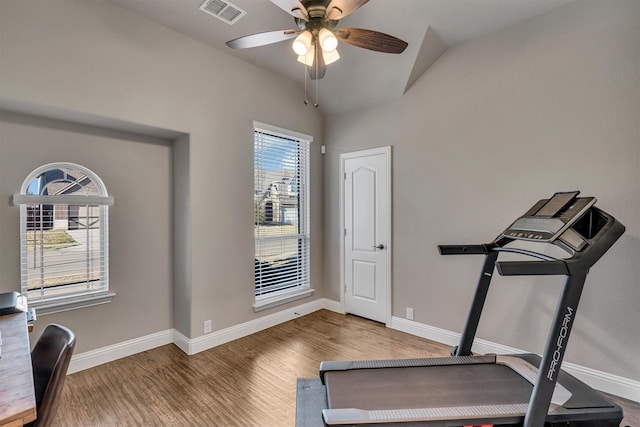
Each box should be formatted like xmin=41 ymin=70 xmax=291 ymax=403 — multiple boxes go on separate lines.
xmin=53 ymin=310 xmax=638 ymax=426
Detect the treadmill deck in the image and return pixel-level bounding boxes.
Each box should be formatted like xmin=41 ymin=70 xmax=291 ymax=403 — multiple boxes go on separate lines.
xmin=325 ymin=364 xmax=532 ymax=410
xmin=296 ymin=354 xmax=622 ymax=427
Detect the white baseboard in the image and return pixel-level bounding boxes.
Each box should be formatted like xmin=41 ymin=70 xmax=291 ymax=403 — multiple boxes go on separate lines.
xmin=66 ymin=304 xmax=638 ymax=403
xmin=177 ymin=298 xmax=329 ymax=355
xmin=321 ymin=297 xmax=344 ymax=314
xmin=390 ymin=316 xmax=460 ymax=348
xmin=69 ymin=298 xmax=338 ymax=372
xmin=68 ymin=328 xmax=174 ymax=374
xmin=390 ymin=316 xmax=640 ymax=402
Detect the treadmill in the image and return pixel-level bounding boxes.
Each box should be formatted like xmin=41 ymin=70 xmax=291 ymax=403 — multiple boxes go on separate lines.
xmin=296 ymin=192 xmax=626 ymax=427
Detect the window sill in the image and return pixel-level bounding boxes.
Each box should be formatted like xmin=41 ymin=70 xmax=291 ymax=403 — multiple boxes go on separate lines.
xmin=253 ymin=288 xmax=314 ymax=312
xmin=29 ymin=292 xmax=116 ymax=316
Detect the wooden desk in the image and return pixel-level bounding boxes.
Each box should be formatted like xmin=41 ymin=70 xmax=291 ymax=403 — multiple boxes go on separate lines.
xmin=0 ymin=312 xmax=36 ymax=427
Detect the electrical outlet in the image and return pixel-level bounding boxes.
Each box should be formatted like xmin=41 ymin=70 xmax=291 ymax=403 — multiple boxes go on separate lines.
xmin=203 ymin=319 xmax=212 ymax=334
xmin=406 ymin=307 xmax=414 ymax=320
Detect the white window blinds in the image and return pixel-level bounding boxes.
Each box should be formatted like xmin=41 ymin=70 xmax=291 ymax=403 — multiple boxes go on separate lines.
xmin=254 ymin=126 xmax=310 ymax=298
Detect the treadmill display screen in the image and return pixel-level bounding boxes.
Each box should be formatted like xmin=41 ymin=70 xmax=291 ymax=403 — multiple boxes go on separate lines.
xmin=534 ymin=191 xmax=579 ymax=217
xmin=502 ymin=193 xmax=596 ymax=244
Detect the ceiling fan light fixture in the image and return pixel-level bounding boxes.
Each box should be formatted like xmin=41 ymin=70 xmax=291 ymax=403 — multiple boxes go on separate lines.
xmin=297 ymin=42 xmax=316 ymax=66
xmin=322 ymin=48 xmax=340 ymax=65
xmin=292 ymin=30 xmax=312 ymax=56
xmin=227 ymin=0 xmax=408 ymax=82
xmin=318 ymin=28 xmax=338 ymax=52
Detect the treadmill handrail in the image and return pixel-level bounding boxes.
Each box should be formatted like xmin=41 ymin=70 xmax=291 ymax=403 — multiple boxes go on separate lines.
xmin=438 ymin=244 xmax=488 ymax=255
xmin=440 ymin=245 xmax=570 ymax=276
xmin=497 ymin=259 xmax=570 ymax=276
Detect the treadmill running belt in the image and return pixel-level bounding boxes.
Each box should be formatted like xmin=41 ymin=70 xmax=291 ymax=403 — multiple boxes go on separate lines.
xmin=325 ymin=364 xmax=533 ymax=411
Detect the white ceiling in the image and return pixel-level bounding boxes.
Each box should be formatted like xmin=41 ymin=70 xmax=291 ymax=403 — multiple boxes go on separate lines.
xmin=109 ymin=0 xmax=575 ymax=115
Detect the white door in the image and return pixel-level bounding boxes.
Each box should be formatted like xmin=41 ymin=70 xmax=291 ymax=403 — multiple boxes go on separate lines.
xmin=341 ymin=147 xmax=391 ymax=324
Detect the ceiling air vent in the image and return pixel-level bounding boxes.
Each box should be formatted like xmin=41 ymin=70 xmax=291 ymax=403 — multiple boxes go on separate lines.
xmin=199 ymin=0 xmax=247 ymax=25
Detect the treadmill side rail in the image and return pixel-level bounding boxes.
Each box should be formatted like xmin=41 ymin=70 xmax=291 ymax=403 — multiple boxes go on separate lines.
xmin=322 ymin=404 xmax=529 ymax=426
xmin=496 ymin=355 xmax=572 ymax=406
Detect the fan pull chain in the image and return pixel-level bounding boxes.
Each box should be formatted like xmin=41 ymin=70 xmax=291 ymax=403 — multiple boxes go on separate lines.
xmin=314 ymin=46 xmax=319 ymax=108
xmin=303 ymin=61 xmax=309 ymax=105
xmin=314 ymin=75 xmax=319 ymax=109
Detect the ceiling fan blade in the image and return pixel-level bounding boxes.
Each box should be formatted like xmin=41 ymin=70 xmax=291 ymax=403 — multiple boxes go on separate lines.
xmin=270 ymin=0 xmax=308 ymax=21
xmin=325 ymin=0 xmax=369 ymax=20
xmin=226 ymin=29 xmax=298 ymax=49
xmin=335 ymin=27 xmax=408 ymax=54
xmin=309 ymin=44 xmax=326 ymax=80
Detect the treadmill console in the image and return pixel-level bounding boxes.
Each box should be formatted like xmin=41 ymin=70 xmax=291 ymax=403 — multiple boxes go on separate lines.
xmin=502 ymin=191 xmax=595 ymax=251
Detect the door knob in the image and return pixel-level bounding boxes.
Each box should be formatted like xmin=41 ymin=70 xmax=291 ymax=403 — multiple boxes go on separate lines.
xmin=373 ymin=244 xmax=385 ymax=250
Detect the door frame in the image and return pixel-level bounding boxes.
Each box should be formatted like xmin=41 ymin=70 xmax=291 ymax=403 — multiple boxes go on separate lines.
xmin=339 ymin=146 xmax=392 ymax=326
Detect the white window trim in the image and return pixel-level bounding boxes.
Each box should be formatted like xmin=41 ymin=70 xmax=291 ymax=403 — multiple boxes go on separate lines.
xmin=253 ymin=122 xmax=313 ymax=310
xmin=30 ymin=292 xmax=116 ymax=316
xmin=253 ymin=121 xmax=314 ymax=144
xmin=12 ymin=194 xmax=114 ymax=206
xmin=16 ymin=162 xmax=115 ymax=314
xmin=253 ymin=288 xmax=315 ymax=312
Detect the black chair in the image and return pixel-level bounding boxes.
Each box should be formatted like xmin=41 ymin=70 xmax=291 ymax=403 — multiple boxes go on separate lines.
xmin=26 ymin=324 xmax=76 ymax=427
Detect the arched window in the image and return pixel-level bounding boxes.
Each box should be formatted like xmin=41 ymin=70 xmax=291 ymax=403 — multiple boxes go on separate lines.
xmin=14 ymin=163 xmax=114 ymax=313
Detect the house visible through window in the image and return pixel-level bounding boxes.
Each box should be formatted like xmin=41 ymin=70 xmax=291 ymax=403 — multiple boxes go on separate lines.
xmin=15 ymin=162 xmax=114 ymax=313
xmin=253 ymin=122 xmax=312 ymax=310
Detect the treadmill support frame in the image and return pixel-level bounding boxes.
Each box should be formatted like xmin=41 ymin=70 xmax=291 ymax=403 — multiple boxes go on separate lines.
xmin=455 ymin=250 xmax=499 ymax=357
xmin=524 ymin=271 xmax=587 ymax=427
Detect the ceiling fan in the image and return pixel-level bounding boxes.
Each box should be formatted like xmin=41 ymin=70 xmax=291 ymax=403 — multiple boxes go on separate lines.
xmin=225 ymin=0 xmax=408 ymax=80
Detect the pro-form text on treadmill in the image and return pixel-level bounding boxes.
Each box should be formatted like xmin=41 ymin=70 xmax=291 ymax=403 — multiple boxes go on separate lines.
xmin=547 ymin=306 xmax=574 ymax=381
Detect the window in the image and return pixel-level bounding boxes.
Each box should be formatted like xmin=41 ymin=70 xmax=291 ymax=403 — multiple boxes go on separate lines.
xmin=14 ymin=163 xmax=114 ymax=314
xmin=253 ymin=122 xmax=312 ymax=310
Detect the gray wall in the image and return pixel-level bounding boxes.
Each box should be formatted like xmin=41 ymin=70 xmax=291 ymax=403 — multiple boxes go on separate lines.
xmin=324 ymin=0 xmax=639 ymax=381
xmin=0 ymin=0 xmax=324 ymax=347
xmin=0 ymin=113 xmax=174 ymax=352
